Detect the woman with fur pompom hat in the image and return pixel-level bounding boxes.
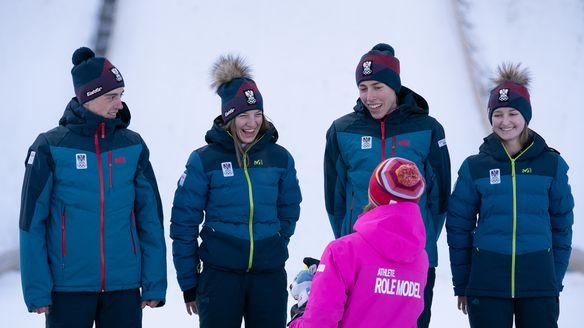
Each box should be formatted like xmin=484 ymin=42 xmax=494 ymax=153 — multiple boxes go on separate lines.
xmin=170 ymin=54 xmax=302 ymax=327
xmin=446 ymin=63 xmax=574 ymax=328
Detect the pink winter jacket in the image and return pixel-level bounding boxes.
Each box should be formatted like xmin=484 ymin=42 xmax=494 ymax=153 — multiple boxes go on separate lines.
xmin=290 ymin=202 xmax=428 ymax=328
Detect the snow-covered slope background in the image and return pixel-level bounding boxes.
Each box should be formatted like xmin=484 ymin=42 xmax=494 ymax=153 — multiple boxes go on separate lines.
xmin=1 ymin=1 xmax=582 ymax=327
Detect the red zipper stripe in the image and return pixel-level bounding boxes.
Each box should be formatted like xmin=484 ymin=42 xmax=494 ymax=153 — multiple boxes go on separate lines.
xmin=391 ymin=135 xmax=396 ymax=157
xmin=380 ymin=120 xmax=386 ymax=160
xmin=95 ymin=123 xmax=106 ymax=291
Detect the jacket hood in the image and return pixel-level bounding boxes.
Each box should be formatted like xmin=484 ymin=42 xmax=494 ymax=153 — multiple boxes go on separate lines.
xmin=204 ymin=115 xmax=279 ymax=151
xmin=354 ymin=202 xmax=426 ymax=264
xmin=59 ymin=98 xmax=130 ymax=136
xmin=353 ymin=85 xmax=429 ymax=122
xmin=479 ymin=130 xmax=549 ymax=162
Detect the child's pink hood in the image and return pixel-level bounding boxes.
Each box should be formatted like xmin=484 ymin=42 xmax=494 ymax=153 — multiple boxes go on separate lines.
xmin=290 ymin=202 xmax=428 ymax=328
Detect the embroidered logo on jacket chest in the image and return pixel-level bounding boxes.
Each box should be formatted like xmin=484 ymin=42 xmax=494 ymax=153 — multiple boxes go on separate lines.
xmin=489 ymin=168 xmax=501 ymax=184
xmin=222 ymin=162 xmax=234 ymax=177
xmin=398 ymin=139 xmax=411 ymax=147
xmin=361 ymin=136 xmax=372 ymax=149
xmin=76 ymin=153 xmax=88 ymax=169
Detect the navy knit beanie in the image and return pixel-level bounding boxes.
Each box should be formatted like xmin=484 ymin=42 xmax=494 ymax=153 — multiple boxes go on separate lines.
xmin=71 ymin=47 xmax=125 ymax=104
xmin=211 ymin=54 xmax=263 ymax=123
xmin=356 ymin=43 xmax=401 ymax=93
xmin=488 ymin=81 xmax=532 ymax=124
xmin=487 ymin=63 xmax=532 ymax=124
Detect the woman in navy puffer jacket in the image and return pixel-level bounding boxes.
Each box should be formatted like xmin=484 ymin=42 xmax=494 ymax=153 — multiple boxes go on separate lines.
xmin=170 ymin=55 xmax=302 ymax=328
xmin=446 ymin=63 xmax=574 ymax=328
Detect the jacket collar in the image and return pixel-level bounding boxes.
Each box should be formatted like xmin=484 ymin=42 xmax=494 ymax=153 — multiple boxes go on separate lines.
xmin=59 ymin=98 xmax=130 ymax=136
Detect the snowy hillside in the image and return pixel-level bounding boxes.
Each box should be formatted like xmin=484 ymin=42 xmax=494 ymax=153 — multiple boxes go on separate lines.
xmin=1 ymin=1 xmax=582 ymax=327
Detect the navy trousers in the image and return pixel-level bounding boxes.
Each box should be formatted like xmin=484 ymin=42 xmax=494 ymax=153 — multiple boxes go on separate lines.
xmin=467 ymin=296 xmax=559 ymax=328
xmin=197 ymin=266 xmax=288 ymax=328
xmin=417 ymin=267 xmax=436 ymax=328
xmin=46 ymin=289 xmax=142 ymax=328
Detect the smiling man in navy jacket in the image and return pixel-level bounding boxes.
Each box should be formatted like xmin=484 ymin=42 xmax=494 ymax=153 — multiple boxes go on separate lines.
xmin=324 ymin=43 xmax=451 ymax=328
xmin=19 ymin=46 xmax=167 ymax=328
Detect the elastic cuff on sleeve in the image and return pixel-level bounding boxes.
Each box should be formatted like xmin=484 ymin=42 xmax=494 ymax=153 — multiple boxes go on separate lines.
xmin=183 ymin=287 xmax=197 ymax=303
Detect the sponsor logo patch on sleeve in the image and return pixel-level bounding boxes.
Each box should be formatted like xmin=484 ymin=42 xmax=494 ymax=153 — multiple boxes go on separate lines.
xmin=179 ymin=173 xmax=187 ymax=187
xmin=27 ymin=151 xmax=36 ymax=165
xmin=438 ymin=138 xmax=447 ymax=148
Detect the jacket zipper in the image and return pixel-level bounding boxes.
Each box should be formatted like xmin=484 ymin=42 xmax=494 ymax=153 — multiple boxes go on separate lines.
xmin=391 ymin=136 xmax=396 ymax=157
xmin=94 ymin=122 xmax=106 ymax=291
xmin=380 ymin=120 xmax=386 ymax=160
xmin=503 ymin=142 xmax=532 ymax=298
xmin=510 ymin=158 xmax=517 ymax=298
xmin=243 ymin=152 xmax=255 ymax=271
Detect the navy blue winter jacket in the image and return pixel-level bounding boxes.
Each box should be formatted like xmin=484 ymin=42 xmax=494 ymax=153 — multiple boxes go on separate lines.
xmin=19 ymin=99 xmax=167 ymax=311
xmin=447 ymin=132 xmax=574 ymax=298
xmin=170 ymin=117 xmax=302 ymax=293
xmin=324 ymin=86 xmax=450 ymax=267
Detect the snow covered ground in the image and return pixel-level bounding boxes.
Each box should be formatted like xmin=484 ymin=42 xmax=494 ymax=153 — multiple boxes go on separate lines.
xmin=1 ymin=0 xmax=582 ymax=327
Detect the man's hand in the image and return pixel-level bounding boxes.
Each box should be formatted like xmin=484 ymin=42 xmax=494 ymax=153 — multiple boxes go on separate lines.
xmin=457 ymin=296 xmax=468 ymax=315
xmin=32 ymin=306 xmax=49 ymax=314
xmin=141 ymin=300 xmax=160 ymax=309
xmin=185 ymin=301 xmax=198 ymax=315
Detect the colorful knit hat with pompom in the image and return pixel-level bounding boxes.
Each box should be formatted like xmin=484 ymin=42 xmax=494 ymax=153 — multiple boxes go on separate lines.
xmin=368 ymin=157 xmax=425 ymax=205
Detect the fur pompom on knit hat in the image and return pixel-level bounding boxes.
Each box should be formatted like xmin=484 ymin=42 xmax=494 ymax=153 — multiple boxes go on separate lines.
xmin=488 ymin=62 xmax=532 ymax=124
xmin=368 ymin=157 xmax=425 ymax=206
xmin=211 ymin=54 xmax=263 ymax=123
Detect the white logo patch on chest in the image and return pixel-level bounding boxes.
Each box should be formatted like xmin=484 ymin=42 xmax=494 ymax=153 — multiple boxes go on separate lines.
xmin=76 ymin=153 xmax=88 ymax=169
xmin=489 ymin=168 xmax=501 ymax=184
xmin=361 ymin=136 xmax=372 ymax=149
xmin=222 ymin=162 xmax=234 ymax=177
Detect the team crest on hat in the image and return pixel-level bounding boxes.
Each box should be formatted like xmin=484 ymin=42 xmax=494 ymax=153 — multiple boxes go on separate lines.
xmin=498 ymin=88 xmax=509 ymax=102
xmin=110 ymin=67 xmax=123 ymax=82
xmin=362 ymin=61 xmax=373 ymax=75
xmin=244 ymin=89 xmax=257 ymax=105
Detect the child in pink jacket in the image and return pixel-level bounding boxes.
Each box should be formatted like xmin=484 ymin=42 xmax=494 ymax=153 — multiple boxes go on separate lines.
xmin=290 ymin=157 xmax=429 ymax=328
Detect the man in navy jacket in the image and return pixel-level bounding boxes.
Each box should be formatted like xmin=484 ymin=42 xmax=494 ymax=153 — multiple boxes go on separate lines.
xmin=324 ymin=43 xmax=451 ymax=328
xmin=19 ymin=47 xmax=166 ymax=328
